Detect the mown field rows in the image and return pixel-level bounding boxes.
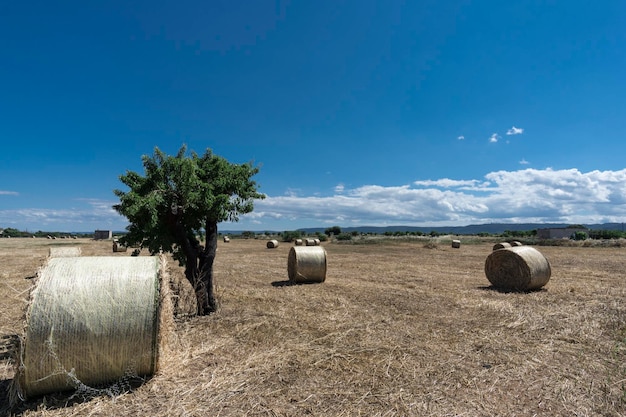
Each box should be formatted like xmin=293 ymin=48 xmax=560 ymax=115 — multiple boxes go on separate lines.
xmin=1 ymin=237 xmax=625 ymax=416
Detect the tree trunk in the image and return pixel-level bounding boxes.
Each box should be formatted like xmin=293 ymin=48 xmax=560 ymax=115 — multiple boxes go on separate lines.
xmin=196 ymin=221 xmax=218 ymax=315
xmin=174 ymin=214 xmax=217 ymax=315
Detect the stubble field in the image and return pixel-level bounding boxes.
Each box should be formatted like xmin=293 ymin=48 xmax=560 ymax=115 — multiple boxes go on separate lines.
xmin=1 ymin=237 xmax=625 ymax=416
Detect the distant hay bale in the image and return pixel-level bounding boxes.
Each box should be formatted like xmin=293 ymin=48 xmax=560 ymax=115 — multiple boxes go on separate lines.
xmin=314 ymin=238 xmax=321 ymax=246
xmin=223 ymin=236 xmax=230 ymax=243
xmin=48 ymin=246 xmax=81 ymax=258
xmin=294 ymin=239 xmax=303 ymax=246
xmin=492 ymin=242 xmax=512 ymax=251
xmin=451 ymin=239 xmax=461 ymax=248
xmin=510 ymin=241 xmax=523 ymax=246
xmin=288 ymin=246 xmax=327 ymax=284
xmin=16 ymin=256 xmax=169 ymax=399
xmin=304 ymin=238 xmax=316 ymax=246
xmin=266 ymin=239 xmax=279 ymax=249
xmin=484 ymin=246 xmax=551 ymax=291
xmin=112 ymin=241 xmax=128 ymax=252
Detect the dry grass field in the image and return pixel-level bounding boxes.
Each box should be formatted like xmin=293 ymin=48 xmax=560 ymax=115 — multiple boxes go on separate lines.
xmin=1 ymin=237 xmax=625 ymax=416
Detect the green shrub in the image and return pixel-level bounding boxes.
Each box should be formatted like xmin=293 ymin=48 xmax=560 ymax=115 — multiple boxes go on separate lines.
xmin=336 ymin=233 xmax=352 ymax=241
xmin=282 ymin=230 xmax=302 ymax=242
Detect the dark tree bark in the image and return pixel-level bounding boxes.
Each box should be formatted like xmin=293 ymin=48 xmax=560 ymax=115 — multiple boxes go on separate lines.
xmin=197 ymin=221 xmax=218 ymax=314
xmin=172 ymin=212 xmax=218 ymax=315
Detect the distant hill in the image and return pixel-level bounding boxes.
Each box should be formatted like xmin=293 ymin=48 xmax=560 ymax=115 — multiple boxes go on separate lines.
xmin=222 ymin=222 xmax=626 ymax=235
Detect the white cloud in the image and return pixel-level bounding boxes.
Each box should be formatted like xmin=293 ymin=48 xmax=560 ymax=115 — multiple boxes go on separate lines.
xmin=519 ymin=158 xmax=530 ymax=165
xmin=414 ymin=179 xmax=483 ymax=188
xmin=0 ymin=191 xmax=19 ymax=195
xmin=507 ymin=126 xmax=524 ymax=135
xmin=457 ymin=135 xmax=465 ymax=140
xmin=334 ymin=183 xmax=345 ymax=193
xmin=0 ymin=199 xmax=126 ymax=232
xmin=489 ymin=133 xmax=499 ymax=143
xmin=242 ymin=168 xmax=626 ymax=228
xmin=6 ymin=169 xmax=626 ymax=231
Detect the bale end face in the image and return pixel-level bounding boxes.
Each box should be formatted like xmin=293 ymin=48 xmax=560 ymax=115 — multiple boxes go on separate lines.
xmin=484 ymin=246 xmax=551 ymax=291
xmin=288 ymin=246 xmax=327 ymax=284
xmin=492 ymin=242 xmax=512 ymax=251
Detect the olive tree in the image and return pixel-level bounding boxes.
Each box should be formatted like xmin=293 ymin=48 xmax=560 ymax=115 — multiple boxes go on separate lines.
xmin=113 ymin=145 xmax=264 ymax=315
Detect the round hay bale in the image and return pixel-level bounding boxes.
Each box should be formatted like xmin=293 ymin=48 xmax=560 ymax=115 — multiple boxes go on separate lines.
xmin=288 ymin=246 xmax=327 ymax=284
xmin=484 ymin=246 xmax=551 ymax=291
xmin=294 ymin=239 xmax=303 ymax=246
xmin=313 ymin=238 xmax=321 ymax=246
xmin=16 ymin=256 xmax=167 ymax=398
xmin=304 ymin=238 xmax=316 ymax=246
xmin=492 ymin=242 xmax=512 ymax=251
xmin=223 ymin=236 xmax=230 ymax=243
xmin=266 ymin=239 xmax=279 ymax=249
xmin=451 ymin=239 xmax=461 ymax=249
xmin=510 ymin=241 xmax=523 ymax=246
xmin=48 ymin=246 xmax=82 ymax=258
xmin=112 ymin=241 xmax=128 ymax=252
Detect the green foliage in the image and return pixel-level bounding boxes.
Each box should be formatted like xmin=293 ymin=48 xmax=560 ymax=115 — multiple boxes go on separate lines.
xmin=572 ymin=231 xmax=588 ymax=241
xmin=1 ymin=227 xmax=29 ymax=237
xmin=336 ymin=233 xmax=352 ymax=241
xmin=324 ymin=226 xmax=342 ymax=236
xmin=282 ymin=230 xmax=301 ymax=242
xmin=502 ymin=229 xmax=537 ymax=238
xmin=241 ymin=231 xmax=256 ymax=239
xmin=588 ymin=229 xmax=625 ymax=239
xmin=113 ymin=145 xmax=264 ymax=265
xmin=315 ymin=232 xmax=328 ymax=242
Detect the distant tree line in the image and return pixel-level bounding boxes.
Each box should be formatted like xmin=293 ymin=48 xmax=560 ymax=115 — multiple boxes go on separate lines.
xmin=0 ymin=228 xmax=93 ymax=238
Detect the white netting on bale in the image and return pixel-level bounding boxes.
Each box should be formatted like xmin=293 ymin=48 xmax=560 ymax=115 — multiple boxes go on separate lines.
xmin=48 ymin=246 xmax=82 ymax=258
xmin=288 ymin=246 xmax=327 ymax=284
xmin=16 ymin=256 xmax=166 ymax=399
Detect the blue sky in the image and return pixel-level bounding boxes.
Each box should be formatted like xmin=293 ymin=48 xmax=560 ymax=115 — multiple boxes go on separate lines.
xmin=1 ymin=1 xmax=625 ymax=232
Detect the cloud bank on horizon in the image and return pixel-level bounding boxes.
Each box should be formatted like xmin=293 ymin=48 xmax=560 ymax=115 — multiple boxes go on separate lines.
xmin=2 ymin=167 xmax=624 ymax=232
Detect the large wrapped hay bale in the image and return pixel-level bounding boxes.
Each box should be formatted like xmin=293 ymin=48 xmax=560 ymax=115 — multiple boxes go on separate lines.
xmin=451 ymin=239 xmax=461 ymax=249
xmin=48 ymin=246 xmax=81 ymax=257
xmin=492 ymin=242 xmax=512 ymax=251
xmin=267 ymin=239 xmax=279 ymax=249
xmin=484 ymin=246 xmax=551 ymax=291
xmin=16 ymin=256 xmax=167 ymax=399
xmin=288 ymin=246 xmax=327 ymax=284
